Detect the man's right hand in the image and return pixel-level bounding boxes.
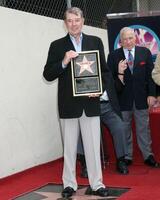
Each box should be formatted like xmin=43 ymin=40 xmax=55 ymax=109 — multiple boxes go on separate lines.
xmin=117 ymin=59 xmax=127 ymax=84
xmin=62 ymin=50 xmax=79 ymax=66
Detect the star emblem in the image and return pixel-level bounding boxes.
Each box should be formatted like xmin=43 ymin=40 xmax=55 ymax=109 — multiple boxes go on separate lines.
xmin=35 ymin=187 xmax=117 ymax=199
xmin=76 ymin=56 xmax=95 ymax=75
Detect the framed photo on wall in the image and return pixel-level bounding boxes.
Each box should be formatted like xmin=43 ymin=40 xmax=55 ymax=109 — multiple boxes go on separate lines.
xmin=71 ymin=50 xmax=102 ymax=97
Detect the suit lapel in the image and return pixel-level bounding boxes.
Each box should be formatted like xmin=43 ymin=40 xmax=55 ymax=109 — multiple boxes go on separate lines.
xmin=64 ymin=34 xmax=76 ymax=52
xmin=119 ymin=48 xmax=126 ymax=60
xmin=134 ymin=46 xmax=140 ymax=67
xmin=119 ymin=48 xmax=131 ymax=74
xmin=82 ymin=34 xmax=89 ymax=51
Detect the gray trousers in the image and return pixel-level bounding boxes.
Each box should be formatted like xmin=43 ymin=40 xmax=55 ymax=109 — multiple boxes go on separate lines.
xmin=122 ymin=105 xmax=153 ymax=160
xmin=78 ymin=102 xmax=127 ymax=159
xmin=60 ymin=111 xmax=104 ymax=191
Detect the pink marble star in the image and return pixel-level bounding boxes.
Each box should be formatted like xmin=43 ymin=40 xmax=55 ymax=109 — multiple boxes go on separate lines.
xmin=35 ymin=191 xmax=60 ymax=199
xmin=35 ymin=187 xmax=117 ymax=199
xmin=76 ymin=56 xmax=95 ymax=75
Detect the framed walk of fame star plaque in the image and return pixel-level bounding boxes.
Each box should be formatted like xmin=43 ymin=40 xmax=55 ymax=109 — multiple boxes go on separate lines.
xmin=71 ymin=50 xmax=103 ymax=97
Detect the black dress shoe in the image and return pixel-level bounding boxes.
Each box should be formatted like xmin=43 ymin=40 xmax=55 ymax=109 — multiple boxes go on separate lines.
xmin=124 ymin=159 xmax=133 ymax=166
xmin=85 ymin=186 xmax=109 ymax=197
xmin=61 ymin=186 xmax=75 ymax=198
xmin=144 ymin=155 xmax=160 ymax=168
xmin=117 ymin=160 xmax=129 ymax=174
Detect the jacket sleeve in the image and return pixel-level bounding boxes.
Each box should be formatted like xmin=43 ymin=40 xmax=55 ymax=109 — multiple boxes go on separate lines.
xmin=43 ymin=42 xmax=66 ymax=81
xmin=107 ymin=52 xmax=125 ymax=93
xmin=97 ymin=38 xmax=112 ymax=91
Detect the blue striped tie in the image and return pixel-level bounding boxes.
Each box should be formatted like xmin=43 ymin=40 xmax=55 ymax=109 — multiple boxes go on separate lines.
xmin=128 ymin=50 xmax=134 ymax=74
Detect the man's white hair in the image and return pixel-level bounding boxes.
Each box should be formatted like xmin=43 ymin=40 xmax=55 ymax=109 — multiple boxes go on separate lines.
xmin=120 ymin=27 xmax=135 ymax=39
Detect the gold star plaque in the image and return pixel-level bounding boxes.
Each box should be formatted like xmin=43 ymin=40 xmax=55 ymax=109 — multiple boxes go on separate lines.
xmin=71 ymin=50 xmax=102 ymax=97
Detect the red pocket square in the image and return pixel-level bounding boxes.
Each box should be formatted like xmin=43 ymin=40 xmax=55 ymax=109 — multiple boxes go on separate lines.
xmin=140 ymin=61 xmax=146 ymax=66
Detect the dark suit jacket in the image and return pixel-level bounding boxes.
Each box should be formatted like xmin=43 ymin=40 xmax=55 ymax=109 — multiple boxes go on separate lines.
xmin=107 ymin=46 xmax=156 ymax=111
xmin=43 ymin=33 xmax=121 ymax=118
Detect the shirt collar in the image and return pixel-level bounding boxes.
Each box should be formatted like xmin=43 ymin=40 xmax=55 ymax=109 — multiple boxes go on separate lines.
xmin=123 ymin=47 xmax=135 ymax=54
xmin=69 ymin=33 xmax=83 ymax=43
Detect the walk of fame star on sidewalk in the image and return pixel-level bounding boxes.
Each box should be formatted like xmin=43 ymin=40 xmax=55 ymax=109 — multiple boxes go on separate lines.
xmin=15 ymin=184 xmax=129 ymax=200
xmin=35 ymin=187 xmax=117 ymax=199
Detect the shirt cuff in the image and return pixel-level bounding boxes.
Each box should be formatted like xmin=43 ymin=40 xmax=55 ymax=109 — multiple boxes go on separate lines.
xmin=62 ymin=62 xmax=67 ymax=69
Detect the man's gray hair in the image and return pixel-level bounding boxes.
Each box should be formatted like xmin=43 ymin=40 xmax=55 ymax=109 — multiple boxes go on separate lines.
xmin=64 ymin=7 xmax=84 ymax=20
xmin=120 ymin=27 xmax=135 ymax=39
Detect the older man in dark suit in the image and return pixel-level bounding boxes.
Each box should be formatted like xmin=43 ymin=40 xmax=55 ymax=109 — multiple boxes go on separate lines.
xmin=107 ymin=27 xmax=159 ymax=167
xmin=43 ymin=7 xmax=109 ymax=198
